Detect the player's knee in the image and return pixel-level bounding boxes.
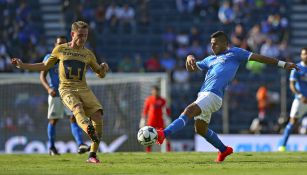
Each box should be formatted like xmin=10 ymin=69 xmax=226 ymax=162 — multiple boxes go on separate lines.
xmin=49 ymin=119 xmax=57 ymax=125
xmin=70 ymin=115 xmax=76 ymax=123
xmin=72 ymin=104 xmax=84 ymax=116
xmin=183 ymin=104 xmax=201 ymax=118
xmin=195 ymin=126 xmax=206 ymax=136
xmin=194 ymin=120 xmax=208 ymax=136
xmin=91 ymin=109 xmax=103 ymax=120
xmin=290 ymin=118 xmax=298 ymax=125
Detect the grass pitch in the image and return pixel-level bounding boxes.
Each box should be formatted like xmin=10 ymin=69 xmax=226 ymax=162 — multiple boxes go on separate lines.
xmin=0 ymin=152 xmax=307 ymax=175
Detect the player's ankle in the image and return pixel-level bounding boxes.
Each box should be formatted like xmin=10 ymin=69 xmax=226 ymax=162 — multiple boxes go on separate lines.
xmin=89 ymin=152 xmax=97 ymax=158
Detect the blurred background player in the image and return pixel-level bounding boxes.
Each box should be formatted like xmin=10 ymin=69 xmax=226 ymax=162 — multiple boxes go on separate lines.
xmin=155 ymin=31 xmax=298 ymax=162
xmin=278 ymin=47 xmax=307 ymax=152
xmin=11 ymin=21 xmax=109 ymax=163
xmin=140 ymin=86 xmax=171 ymax=152
xmin=40 ymin=36 xmax=89 ymax=155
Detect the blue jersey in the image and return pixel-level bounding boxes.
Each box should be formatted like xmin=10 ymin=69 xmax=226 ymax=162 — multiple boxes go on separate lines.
xmin=43 ymin=54 xmax=60 ymax=96
xmin=196 ymin=47 xmax=252 ymax=98
xmin=289 ymin=61 xmax=307 ymax=99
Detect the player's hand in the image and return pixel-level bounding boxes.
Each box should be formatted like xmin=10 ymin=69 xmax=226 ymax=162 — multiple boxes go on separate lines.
xmin=11 ymin=58 xmax=23 ymax=68
xmin=301 ymin=96 xmax=307 ymax=104
xmin=285 ymin=62 xmax=300 ymax=71
xmin=48 ymin=88 xmax=57 ymax=97
xmin=186 ymin=55 xmax=197 ymax=71
xmin=139 ymin=117 xmax=146 ymax=128
xmin=101 ymin=62 xmax=109 ymax=73
xmin=96 ymin=63 xmax=109 ymax=78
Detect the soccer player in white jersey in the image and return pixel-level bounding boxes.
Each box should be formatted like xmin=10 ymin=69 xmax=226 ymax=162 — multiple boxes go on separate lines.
xmin=155 ymin=31 xmax=299 ymax=162
xmin=278 ymin=47 xmax=307 ymax=152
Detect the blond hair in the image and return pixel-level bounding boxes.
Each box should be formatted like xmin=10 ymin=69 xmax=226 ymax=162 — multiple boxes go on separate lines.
xmin=71 ymin=21 xmax=88 ymax=32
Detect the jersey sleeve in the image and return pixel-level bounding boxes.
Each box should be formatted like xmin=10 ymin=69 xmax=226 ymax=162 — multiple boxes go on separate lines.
xmin=88 ymin=50 xmax=100 ymax=72
xmin=233 ymin=47 xmax=253 ymax=62
xmin=44 ymin=45 xmax=60 ymax=67
xmin=142 ymin=98 xmax=150 ymax=116
xmin=289 ymin=68 xmax=298 ymax=81
xmin=42 ymin=54 xmax=51 ymax=63
xmin=196 ymin=56 xmax=210 ymax=70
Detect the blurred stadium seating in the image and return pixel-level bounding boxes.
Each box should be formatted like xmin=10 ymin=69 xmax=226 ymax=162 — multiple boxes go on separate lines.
xmin=1 ymin=0 xmax=307 ymax=143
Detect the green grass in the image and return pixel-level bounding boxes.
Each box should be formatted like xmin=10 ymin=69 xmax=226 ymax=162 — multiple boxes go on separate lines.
xmin=0 ymin=152 xmax=307 ymax=175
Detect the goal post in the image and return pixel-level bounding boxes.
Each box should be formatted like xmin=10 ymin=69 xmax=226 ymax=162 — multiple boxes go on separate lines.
xmin=0 ymin=73 xmax=169 ymax=153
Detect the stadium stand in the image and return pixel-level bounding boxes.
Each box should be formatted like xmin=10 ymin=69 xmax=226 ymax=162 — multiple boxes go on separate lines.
xmin=1 ymin=0 xmax=305 ymax=139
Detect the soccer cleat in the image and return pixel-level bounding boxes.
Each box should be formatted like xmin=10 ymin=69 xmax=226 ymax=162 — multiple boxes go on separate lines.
xmin=49 ymin=147 xmax=60 ymax=156
xmin=278 ymin=146 xmax=286 ymax=152
xmin=86 ymin=157 xmax=101 ymax=163
xmin=156 ymin=129 xmax=165 ymax=145
xmin=215 ymin=146 xmax=233 ymax=163
xmin=87 ymin=124 xmax=100 ymax=144
xmin=78 ymin=144 xmax=90 ymax=154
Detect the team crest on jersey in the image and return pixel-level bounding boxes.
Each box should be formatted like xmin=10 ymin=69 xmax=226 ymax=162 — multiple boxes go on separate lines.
xmin=226 ymin=52 xmax=234 ymax=57
xmin=208 ymin=56 xmax=226 ymax=67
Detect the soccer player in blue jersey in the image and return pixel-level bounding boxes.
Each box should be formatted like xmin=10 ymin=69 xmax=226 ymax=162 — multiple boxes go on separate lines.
xmin=40 ymin=36 xmax=89 ymax=155
xmin=278 ymin=47 xmax=307 ymax=152
xmin=155 ymin=31 xmax=299 ymax=162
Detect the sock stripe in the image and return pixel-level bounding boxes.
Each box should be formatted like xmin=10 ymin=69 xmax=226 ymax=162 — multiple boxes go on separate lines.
xmin=179 ymin=118 xmax=186 ymax=126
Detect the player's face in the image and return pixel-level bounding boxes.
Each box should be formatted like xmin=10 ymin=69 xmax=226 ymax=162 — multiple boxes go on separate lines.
xmin=211 ymin=37 xmax=227 ymax=55
xmin=71 ymin=28 xmax=88 ymax=47
xmin=301 ymin=49 xmax=307 ymax=63
xmin=55 ymin=38 xmax=67 ymax=46
xmin=151 ymin=89 xmax=159 ymax=96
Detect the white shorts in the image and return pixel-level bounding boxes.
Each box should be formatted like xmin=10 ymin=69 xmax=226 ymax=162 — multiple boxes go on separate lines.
xmin=290 ymin=98 xmax=307 ymax=119
xmin=48 ymin=95 xmax=73 ymax=119
xmin=193 ymin=92 xmax=223 ymax=123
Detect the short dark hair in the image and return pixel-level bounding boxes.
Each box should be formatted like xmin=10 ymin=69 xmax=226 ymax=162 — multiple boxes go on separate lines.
xmin=57 ymin=35 xmax=67 ymax=41
xmin=152 ymin=85 xmax=160 ymax=92
xmin=72 ymin=21 xmax=88 ymax=32
xmin=211 ymin=31 xmax=228 ymax=44
xmin=302 ymin=47 xmax=307 ymax=52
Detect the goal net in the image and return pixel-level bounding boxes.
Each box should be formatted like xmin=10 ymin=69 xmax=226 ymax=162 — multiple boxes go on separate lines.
xmin=0 ymin=73 xmax=169 ymax=153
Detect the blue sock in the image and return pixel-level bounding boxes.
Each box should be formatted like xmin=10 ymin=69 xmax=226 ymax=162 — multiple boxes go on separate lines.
xmin=71 ymin=122 xmax=83 ymax=146
xmin=280 ymin=123 xmax=293 ymax=146
xmin=164 ymin=114 xmax=189 ymax=137
xmin=204 ymin=129 xmax=227 ymax=152
xmin=47 ymin=123 xmax=56 ymax=148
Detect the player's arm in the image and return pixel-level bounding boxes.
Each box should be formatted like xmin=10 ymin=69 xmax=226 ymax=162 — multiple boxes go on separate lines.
xmin=162 ymin=101 xmax=171 ymax=127
xmin=11 ymin=58 xmax=53 ymax=71
xmin=289 ymin=80 xmax=299 ymax=95
xmin=186 ymin=55 xmax=199 ymax=72
xmin=290 ymin=80 xmax=307 ymax=103
xmin=91 ymin=62 xmax=109 ymax=78
xmin=88 ymin=52 xmax=109 ymax=78
xmin=40 ymin=71 xmax=56 ymax=97
xmin=140 ymin=98 xmax=150 ymax=128
xmin=249 ymin=53 xmax=299 ymax=71
xmin=12 ymin=46 xmax=60 ymax=71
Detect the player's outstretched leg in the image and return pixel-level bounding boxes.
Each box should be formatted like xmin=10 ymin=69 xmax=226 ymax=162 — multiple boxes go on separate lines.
xmin=195 ymin=120 xmax=232 ymax=162
xmin=86 ymin=111 xmax=103 ymax=164
xmin=73 ymin=105 xmax=100 ymax=144
xmin=69 ymin=115 xmax=89 ymax=154
xmin=278 ymin=123 xmax=294 ymax=152
xmin=215 ymin=146 xmax=233 ymax=162
xmin=156 ymin=114 xmax=189 ymax=145
xmin=205 ymin=129 xmax=233 ymax=162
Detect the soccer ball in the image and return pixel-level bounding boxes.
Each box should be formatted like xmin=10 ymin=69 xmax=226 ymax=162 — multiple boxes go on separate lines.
xmin=137 ymin=126 xmax=158 ymax=146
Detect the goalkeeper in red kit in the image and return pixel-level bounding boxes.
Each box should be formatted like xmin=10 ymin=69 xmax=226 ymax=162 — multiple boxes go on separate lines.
xmin=140 ymin=86 xmax=171 ymax=152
